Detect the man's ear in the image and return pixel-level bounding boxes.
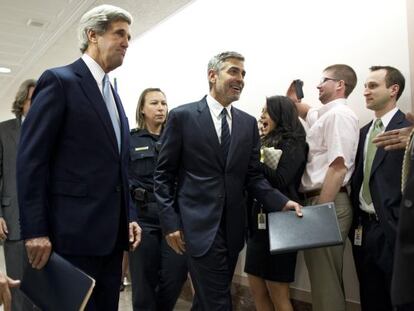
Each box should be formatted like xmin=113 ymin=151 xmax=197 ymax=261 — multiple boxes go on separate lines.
xmin=87 ymin=29 xmax=98 ymax=44
xmin=208 ymin=69 xmax=217 ymax=84
xmin=390 ymin=84 xmax=400 ymax=99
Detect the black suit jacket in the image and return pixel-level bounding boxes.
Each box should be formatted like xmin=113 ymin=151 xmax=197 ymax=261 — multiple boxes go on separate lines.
xmin=392 ymin=134 xmax=414 ymax=306
xmin=17 ymin=58 xmax=135 ymax=256
xmin=154 ymin=97 xmax=288 ymax=257
xmin=0 ymin=118 xmax=22 ymax=240
xmin=350 ymin=109 xmax=410 ymax=245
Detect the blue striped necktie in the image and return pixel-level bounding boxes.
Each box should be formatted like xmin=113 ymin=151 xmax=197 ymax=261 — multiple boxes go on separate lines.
xmin=102 ymin=74 xmax=121 ymax=153
xmin=220 ymin=108 xmax=231 ymax=159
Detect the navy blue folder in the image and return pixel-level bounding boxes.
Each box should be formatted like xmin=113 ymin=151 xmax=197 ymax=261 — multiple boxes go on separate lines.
xmin=21 ymin=252 xmax=95 ymax=311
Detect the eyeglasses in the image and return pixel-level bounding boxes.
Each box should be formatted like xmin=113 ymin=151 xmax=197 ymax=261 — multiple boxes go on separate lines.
xmin=319 ymin=77 xmax=340 ymax=84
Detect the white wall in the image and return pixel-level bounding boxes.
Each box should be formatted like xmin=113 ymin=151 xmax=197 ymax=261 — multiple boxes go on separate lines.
xmin=113 ymin=0 xmax=411 ymax=129
xmin=113 ymin=0 xmax=411 ymax=305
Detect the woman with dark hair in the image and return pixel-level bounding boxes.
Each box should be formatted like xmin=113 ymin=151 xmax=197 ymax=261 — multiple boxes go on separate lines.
xmin=128 ymin=88 xmax=188 ymax=310
xmin=245 ymin=95 xmax=308 ymax=311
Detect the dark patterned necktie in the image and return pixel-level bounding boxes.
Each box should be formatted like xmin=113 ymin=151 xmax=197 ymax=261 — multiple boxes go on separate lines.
xmin=220 ymin=108 xmax=231 ymax=159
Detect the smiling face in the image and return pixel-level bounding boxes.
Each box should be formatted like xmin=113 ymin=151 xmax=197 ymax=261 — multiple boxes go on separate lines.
xmin=208 ymin=58 xmax=245 ymax=107
xmin=87 ymin=20 xmax=131 ymax=73
xmin=317 ymin=70 xmax=341 ymax=104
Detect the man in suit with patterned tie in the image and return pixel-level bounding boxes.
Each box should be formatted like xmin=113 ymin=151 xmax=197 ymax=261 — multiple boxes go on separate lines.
xmin=154 ymin=51 xmax=302 ymax=310
xmin=350 ymin=66 xmax=411 ymax=311
xmin=16 ymin=5 xmax=141 ymax=310
xmin=0 ymin=79 xmax=36 ymax=311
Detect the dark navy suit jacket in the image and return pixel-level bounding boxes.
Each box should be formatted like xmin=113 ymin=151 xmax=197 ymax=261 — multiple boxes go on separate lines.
xmin=154 ymin=97 xmax=288 ymax=257
xmin=392 ymin=133 xmax=414 ymax=306
xmin=17 ymin=58 xmax=135 ymax=256
xmin=350 ymin=109 xmax=410 ymax=246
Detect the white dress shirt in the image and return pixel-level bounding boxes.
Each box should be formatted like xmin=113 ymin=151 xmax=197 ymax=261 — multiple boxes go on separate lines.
xmin=81 ymin=54 xmax=120 ymax=122
xmin=301 ymin=98 xmax=359 ymax=192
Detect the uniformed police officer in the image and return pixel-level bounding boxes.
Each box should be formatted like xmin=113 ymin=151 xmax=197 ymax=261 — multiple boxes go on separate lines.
xmin=128 ymin=88 xmax=188 ymax=311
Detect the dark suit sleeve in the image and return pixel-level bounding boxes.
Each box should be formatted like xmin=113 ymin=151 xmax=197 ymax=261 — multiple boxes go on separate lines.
xmin=245 ymin=120 xmax=288 ymax=212
xmin=154 ymin=110 xmax=182 ymax=234
xmin=261 ymin=142 xmax=306 ymax=190
xmin=17 ymin=70 xmax=65 ymax=239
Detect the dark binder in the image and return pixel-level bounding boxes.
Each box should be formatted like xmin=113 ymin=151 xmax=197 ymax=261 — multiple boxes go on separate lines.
xmin=21 ymin=252 xmax=95 ymax=311
xmin=268 ymin=202 xmax=343 ymax=254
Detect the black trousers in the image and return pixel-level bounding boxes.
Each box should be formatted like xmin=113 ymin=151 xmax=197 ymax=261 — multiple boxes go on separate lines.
xmin=188 ymin=225 xmax=239 ymax=311
xmin=352 ymin=216 xmax=394 ymax=311
xmin=129 ymin=227 xmax=188 ymax=311
xmin=62 ymin=249 xmax=124 ymax=311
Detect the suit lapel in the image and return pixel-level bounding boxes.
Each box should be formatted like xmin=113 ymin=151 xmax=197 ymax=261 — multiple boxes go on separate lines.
xmin=197 ymin=99 xmax=225 ymax=168
xmin=72 ymin=59 xmax=119 ymax=154
xmin=371 ymin=110 xmax=405 ymax=176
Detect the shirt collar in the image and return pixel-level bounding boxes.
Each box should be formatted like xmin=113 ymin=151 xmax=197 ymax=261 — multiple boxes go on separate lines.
xmin=206 ymin=94 xmax=232 ymax=119
xmin=374 ymin=107 xmax=398 ymax=129
xmin=317 ymin=98 xmax=347 ymax=117
xmin=81 ymin=53 xmax=106 ymax=90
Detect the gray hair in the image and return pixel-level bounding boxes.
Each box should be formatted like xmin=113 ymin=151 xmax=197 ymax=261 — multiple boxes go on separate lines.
xmin=207 ymin=51 xmax=244 ymax=89
xmin=208 ymin=51 xmax=244 ymax=73
xmin=78 ymin=4 xmax=133 ymax=53
xmin=11 ymin=79 xmax=36 ymax=118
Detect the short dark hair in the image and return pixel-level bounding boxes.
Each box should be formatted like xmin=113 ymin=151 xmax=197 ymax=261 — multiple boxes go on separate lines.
xmin=11 ymin=79 xmax=36 ymax=118
xmin=324 ymin=64 xmax=357 ymax=98
xmin=369 ymin=65 xmax=405 ymax=100
xmin=261 ymin=95 xmax=306 ymax=148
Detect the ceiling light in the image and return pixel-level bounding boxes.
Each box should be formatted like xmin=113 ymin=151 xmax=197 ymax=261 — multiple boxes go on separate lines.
xmin=27 ymin=19 xmax=45 ymax=28
xmin=0 ymin=67 xmax=11 ymax=73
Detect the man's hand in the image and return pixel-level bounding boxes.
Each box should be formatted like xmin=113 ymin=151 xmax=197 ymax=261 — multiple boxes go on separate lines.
xmin=0 ymin=272 xmax=20 ymax=311
xmin=0 ymin=218 xmax=8 ymax=241
xmin=129 ymin=221 xmax=142 ymax=251
xmin=286 ymin=80 xmax=310 ymax=119
xmin=373 ymin=126 xmax=414 ymax=150
xmin=165 ymin=230 xmax=186 ymax=255
xmin=373 ymin=112 xmax=414 ymax=150
xmin=282 ymin=200 xmax=303 ymax=217
xmin=25 ymin=237 xmax=52 ymax=269
xmin=286 ymin=80 xmax=300 ymax=103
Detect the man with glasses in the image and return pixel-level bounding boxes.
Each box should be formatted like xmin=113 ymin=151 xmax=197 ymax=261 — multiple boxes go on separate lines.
xmin=0 ymin=79 xmax=36 ymax=311
xmin=350 ymin=66 xmax=411 ymax=311
xmin=288 ymin=64 xmax=359 ymax=311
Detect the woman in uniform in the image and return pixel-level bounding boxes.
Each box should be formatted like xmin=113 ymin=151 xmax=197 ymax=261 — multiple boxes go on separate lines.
xmin=128 ymin=88 xmax=188 ymax=311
